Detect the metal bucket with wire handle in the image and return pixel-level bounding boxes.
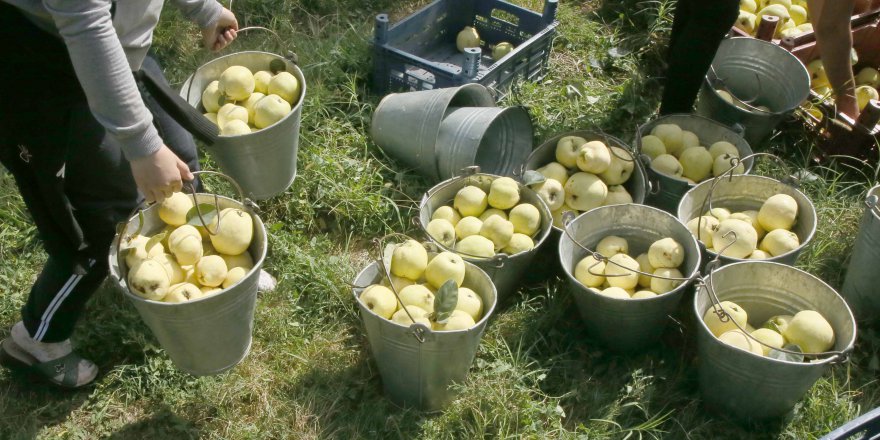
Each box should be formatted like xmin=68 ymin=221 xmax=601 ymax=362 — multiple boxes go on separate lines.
xmin=637 ymin=114 xmax=754 ymax=214
xmin=677 ymin=155 xmax=817 ymax=268
xmin=136 ymin=26 xmax=306 ymax=201
xmin=694 ymin=261 xmax=856 ymax=421
xmin=841 ymin=184 xmax=880 ymax=324
xmin=108 ymin=171 xmax=267 ymax=375
xmin=696 ymin=37 xmax=811 ymax=148
xmin=351 ymin=237 xmax=497 ymax=411
xmin=418 ymin=169 xmax=553 ymax=303
xmin=557 ymin=204 xmax=702 ymax=352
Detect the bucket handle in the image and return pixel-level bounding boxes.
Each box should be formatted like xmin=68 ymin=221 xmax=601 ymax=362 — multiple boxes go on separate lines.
xmin=371 ymin=233 xmax=433 ymax=343
xmin=694 ymin=152 xmax=799 ymax=245
xmin=866 ymin=194 xmax=880 ymax=216
xmin=560 ymin=212 xmax=701 ymax=285
xmin=701 ymin=259 xmax=853 ymax=364
xmin=114 ymin=171 xmax=255 ymax=263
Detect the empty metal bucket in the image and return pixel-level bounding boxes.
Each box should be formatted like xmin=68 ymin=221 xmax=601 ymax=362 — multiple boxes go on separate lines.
xmin=180 ymin=51 xmax=306 ymax=200
xmin=694 ymin=261 xmax=856 ymax=421
xmin=418 ymin=172 xmax=553 ymax=302
xmin=352 ymin=258 xmax=497 ymax=411
xmin=637 ymin=114 xmax=754 ymax=213
xmin=370 ymin=84 xmax=496 ymax=181
xmin=677 ymin=175 xmax=817 ymax=267
xmin=696 ymin=37 xmax=811 ymax=148
xmin=435 ymin=106 xmax=533 ymax=180
xmin=841 ymin=184 xmax=880 ymax=324
xmin=558 ymin=204 xmax=701 ymax=352
xmin=108 ymin=193 xmax=267 ymax=376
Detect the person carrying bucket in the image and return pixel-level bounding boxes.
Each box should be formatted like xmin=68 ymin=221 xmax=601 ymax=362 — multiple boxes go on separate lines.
xmin=0 ymin=0 xmax=239 ymax=388
xmin=659 ymin=0 xmax=739 ymax=114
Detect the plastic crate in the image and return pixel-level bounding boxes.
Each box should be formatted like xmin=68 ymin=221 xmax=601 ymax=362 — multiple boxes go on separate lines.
xmin=792 ymin=20 xmax=880 ymax=164
xmin=372 ymin=0 xmax=559 ymax=95
xmin=819 ymin=406 xmax=880 ymax=440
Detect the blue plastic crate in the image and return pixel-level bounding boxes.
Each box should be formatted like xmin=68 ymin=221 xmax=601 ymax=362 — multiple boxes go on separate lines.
xmin=372 ymin=0 xmax=559 ymax=94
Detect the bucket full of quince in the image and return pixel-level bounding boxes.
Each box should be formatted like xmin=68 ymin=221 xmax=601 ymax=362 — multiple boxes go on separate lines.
xmin=108 ymin=171 xmax=267 ymax=376
xmin=352 ymin=235 xmax=497 ymax=411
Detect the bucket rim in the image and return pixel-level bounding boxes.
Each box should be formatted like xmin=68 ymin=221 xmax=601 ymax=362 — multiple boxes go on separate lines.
xmin=710 ymin=37 xmax=812 ymax=112
xmin=693 ymin=260 xmax=857 ymax=366
xmin=109 ymin=193 xmax=268 ymax=307
xmin=522 ymin=130 xmax=649 ymax=233
xmin=635 ymin=113 xmax=756 ymax=184
xmin=676 ymin=174 xmax=818 ymax=264
xmin=351 ymin=258 xmax=499 ymax=334
xmin=416 ymin=172 xmax=554 ymax=262
xmin=558 ymin=203 xmax=703 ymax=301
xmin=181 ymin=50 xmax=308 ymax=130
xmin=867 ymin=184 xmax=880 ymax=221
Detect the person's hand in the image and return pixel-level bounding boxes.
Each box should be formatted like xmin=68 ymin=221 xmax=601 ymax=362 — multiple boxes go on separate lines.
xmin=202 ymin=8 xmax=239 ymax=52
xmin=129 ymin=145 xmax=194 ymax=203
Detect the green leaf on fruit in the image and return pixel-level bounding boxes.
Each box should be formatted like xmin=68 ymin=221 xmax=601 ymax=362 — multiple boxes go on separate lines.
xmin=185 ymin=204 xmax=218 ymax=227
xmin=269 ymin=59 xmax=286 ymax=74
xmin=769 ymin=344 xmax=804 ymax=363
xmin=433 ymin=279 xmax=459 ymax=323
xmin=522 ymin=170 xmax=546 ymax=186
xmin=132 ymin=210 xmax=145 ymax=236
xmin=144 ymin=231 xmax=167 ymax=253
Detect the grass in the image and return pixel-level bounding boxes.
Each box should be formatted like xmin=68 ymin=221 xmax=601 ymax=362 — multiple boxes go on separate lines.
xmin=2 ymin=0 xmax=880 ymax=438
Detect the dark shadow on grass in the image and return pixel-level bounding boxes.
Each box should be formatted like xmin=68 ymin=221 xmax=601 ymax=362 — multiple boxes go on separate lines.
xmin=0 ymin=371 xmax=91 ymax=439
xmin=105 ymin=406 xmax=201 ymax=440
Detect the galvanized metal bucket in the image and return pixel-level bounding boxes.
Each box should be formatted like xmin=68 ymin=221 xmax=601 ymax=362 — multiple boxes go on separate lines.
xmin=179 ymin=51 xmax=306 ymax=200
xmin=558 ymin=204 xmax=702 ymax=352
xmin=107 ymin=172 xmax=267 ymax=376
xmin=695 ymin=37 xmax=811 ymax=148
xmin=637 ymin=114 xmax=754 ymax=213
xmin=352 ymin=258 xmax=497 ymax=411
xmin=677 ymin=174 xmax=817 ymax=267
xmin=694 ymin=261 xmax=856 ymax=421
xmin=435 ymin=106 xmax=533 ymax=180
xmin=841 ymin=184 xmax=880 ymax=323
xmin=418 ymin=171 xmax=553 ymax=302
xmin=370 ymin=84 xmax=496 ymax=181
xmin=521 ymin=131 xmax=650 ymax=280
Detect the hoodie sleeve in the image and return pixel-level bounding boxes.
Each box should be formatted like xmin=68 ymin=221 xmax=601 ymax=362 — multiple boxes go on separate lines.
xmin=41 ymin=0 xmax=162 ymax=161
xmin=169 ymin=0 xmax=223 ymax=29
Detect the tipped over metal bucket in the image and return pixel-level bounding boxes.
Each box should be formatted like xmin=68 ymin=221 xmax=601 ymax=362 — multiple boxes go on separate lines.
xmin=677 ymin=175 xmax=817 ymax=268
xmin=352 ymin=258 xmax=497 ymax=411
xmin=370 ymin=84 xmax=496 ymax=181
xmin=841 ymin=184 xmax=880 ymax=324
xmin=637 ymin=114 xmax=754 ymax=213
xmin=558 ymin=204 xmax=701 ymax=352
xmin=696 ymin=37 xmax=811 ymax=148
xmin=694 ymin=261 xmax=856 ymax=421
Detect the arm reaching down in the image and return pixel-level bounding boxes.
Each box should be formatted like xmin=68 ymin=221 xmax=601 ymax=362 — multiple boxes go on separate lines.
xmin=809 ymin=0 xmax=859 ymax=119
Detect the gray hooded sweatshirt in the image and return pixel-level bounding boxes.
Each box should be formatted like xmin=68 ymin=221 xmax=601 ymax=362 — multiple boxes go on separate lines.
xmin=3 ymin=0 xmax=223 ymax=160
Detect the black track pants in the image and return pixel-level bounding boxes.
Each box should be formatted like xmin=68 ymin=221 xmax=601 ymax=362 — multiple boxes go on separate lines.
xmin=0 ymin=3 xmax=200 ymax=342
xmin=660 ymin=0 xmax=740 ymax=115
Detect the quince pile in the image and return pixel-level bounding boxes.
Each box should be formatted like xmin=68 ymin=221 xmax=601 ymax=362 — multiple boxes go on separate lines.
xmin=427 ymin=177 xmax=542 ymax=258
xmin=358 ymin=241 xmax=483 ymax=331
xmin=808 ymin=58 xmax=879 ymax=113
xmin=533 ymin=137 xmax=637 ymax=228
xmin=574 ymin=235 xmax=687 ymax=299
xmin=122 ymin=192 xmax=255 ymax=303
xmin=735 ymin=0 xmax=812 ymax=39
xmin=643 ymin=124 xmax=746 ymax=184
xmin=201 ymin=63 xmax=301 ymax=136
xmin=704 ymin=300 xmax=835 ymax=358
xmin=687 ymin=193 xmax=800 ymax=259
